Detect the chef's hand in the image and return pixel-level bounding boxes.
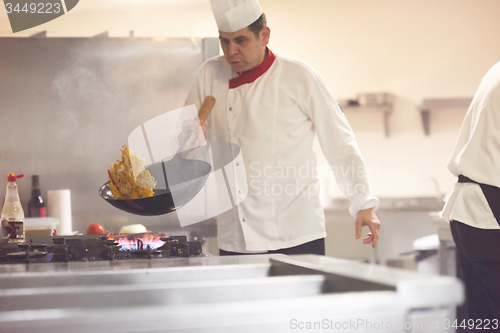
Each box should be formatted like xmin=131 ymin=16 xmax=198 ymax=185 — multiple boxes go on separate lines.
xmin=354 ymin=208 xmax=380 ymax=248
xmin=179 ymin=119 xmax=208 ymax=148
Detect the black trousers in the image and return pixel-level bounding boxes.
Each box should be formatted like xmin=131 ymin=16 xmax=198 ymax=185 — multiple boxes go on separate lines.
xmin=450 ymin=220 xmax=500 ymax=331
xmin=219 ymin=238 xmax=325 ymax=256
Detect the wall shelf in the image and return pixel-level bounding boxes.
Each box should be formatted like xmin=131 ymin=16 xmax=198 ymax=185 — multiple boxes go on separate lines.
xmin=418 ymin=97 xmax=473 ymax=135
xmin=338 ymin=93 xmax=394 ymax=137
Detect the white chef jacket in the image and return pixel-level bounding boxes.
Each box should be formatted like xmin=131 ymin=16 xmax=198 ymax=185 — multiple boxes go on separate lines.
xmin=441 ymin=61 xmax=500 ymax=230
xmin=186 ymin=49 xmax=379 ymax=252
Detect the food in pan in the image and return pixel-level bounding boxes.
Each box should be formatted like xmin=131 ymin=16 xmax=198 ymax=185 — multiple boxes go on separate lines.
xmin=107 ymin=145 xmax=157 ymax=199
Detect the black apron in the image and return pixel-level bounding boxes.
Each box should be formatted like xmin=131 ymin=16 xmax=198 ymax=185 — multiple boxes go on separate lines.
xmin=458 ymin=175 xmax=500 ymax=227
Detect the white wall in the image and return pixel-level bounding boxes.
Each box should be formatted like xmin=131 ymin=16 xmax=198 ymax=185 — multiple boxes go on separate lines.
xmin=2 ymin=0 xmax=500 ymax=199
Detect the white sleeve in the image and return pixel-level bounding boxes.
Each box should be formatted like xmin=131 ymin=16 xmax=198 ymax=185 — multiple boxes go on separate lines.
xmin=303 ymin=67 xmax=380 ymax=216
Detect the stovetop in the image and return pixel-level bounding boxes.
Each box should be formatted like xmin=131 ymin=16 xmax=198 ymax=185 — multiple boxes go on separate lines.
xmin=0 ymin=233 xmax=203 ymax=264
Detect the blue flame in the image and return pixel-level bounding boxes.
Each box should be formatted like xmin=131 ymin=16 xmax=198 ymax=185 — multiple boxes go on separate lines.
xmin=118 ymin=240 xmax=165 ymax=251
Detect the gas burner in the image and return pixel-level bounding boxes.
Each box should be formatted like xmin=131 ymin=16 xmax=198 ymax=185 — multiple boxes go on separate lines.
xmin=7 ymin=250 xmax=47 ymax=264
xmin=107 ymin=232 xmax=167 ymax=251
xmin=0 ymin=234 xmax=203 ymax=264
xmin=129 ymin=246 xmax=162 ymax=259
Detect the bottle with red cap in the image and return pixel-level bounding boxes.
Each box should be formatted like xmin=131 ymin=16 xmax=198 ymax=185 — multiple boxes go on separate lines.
xmin=1 ymin=173 xmax=25 ymax=243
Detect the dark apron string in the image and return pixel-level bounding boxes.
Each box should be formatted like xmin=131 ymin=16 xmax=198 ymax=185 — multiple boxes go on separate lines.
xmin=458 ymin=175 xmax=500 ymax=227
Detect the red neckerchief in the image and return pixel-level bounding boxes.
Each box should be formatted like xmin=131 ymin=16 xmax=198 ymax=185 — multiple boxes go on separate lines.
xmin=229 ymin=48 xmax=276 ymax=89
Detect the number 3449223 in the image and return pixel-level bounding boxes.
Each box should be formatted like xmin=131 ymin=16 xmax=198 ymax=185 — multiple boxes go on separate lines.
xmin=5 ymin=3 xmax=62 ymax=14
xmin=445 ymin=319 xmax=499 ymax=330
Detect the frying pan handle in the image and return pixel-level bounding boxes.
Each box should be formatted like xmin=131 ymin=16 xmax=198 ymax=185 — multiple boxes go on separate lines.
xmin=198 ymin=96 xmax=216 ymax=124
xmin=178 ymin=96 xmax=216 ymax=153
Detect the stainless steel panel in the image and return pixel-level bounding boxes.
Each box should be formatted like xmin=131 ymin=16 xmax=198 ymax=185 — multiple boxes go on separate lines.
xmin=0 ymin=262 xmax=272 ymax=288
xmin=0 ymin=291 xmax=408 ymax=333
xmin=0 ymin=37 xmax=219 ymax=234
xmin=0 ymin=253 xmax=276 ymax=274
xmin=0 ymin=274 xmax=326 ymax=311
xmin=0 ymin=254 xmax=463 ymax=333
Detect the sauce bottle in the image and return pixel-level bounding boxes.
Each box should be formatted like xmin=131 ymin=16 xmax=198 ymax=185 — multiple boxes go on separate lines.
xmin=28 ymin=175 xmax=46 ymax=217
xmin=1 ymin=173 xmax=25 ymax=243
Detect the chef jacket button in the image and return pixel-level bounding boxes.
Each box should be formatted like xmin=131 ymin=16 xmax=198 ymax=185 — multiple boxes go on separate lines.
xmin=238 ymin=190 xmax=243 ymax=194
xmin=242 ymin=218 xmax=247 ymax=222
xmin=236 ymin=162 xmax=239 ymax=166
xmin=229 ymin=107 xmax=233 ymax=111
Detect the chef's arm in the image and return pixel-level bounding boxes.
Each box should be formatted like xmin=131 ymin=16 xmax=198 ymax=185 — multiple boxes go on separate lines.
xmin=354 ymin=207 xmax=380 ymax=248
xmin=310 ymin=99 xmax=379 ymax=213
xmin=301 ymin=68 xmax=380 ymax=246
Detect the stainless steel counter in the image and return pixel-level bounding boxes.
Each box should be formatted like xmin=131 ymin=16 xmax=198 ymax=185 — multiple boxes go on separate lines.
xmin=0 ymin=254 xmax=463 ymax=333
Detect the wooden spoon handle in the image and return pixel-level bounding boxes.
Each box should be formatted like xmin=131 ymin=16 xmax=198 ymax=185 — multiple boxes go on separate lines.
xmin=198 ymin=96 xmax=216 ymax=123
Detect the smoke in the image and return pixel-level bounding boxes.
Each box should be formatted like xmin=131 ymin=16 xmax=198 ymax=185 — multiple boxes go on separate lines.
xmin=51 ymin=65 xmax=122 ymax=140
xmin=53 ymin=66 xmax=112 ymax=104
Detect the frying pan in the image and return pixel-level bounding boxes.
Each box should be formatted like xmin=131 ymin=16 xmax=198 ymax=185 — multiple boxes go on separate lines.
xmin=99 ymin=96 xmax=215 ymax=216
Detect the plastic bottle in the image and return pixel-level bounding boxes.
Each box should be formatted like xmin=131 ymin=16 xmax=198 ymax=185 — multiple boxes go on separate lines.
xmin=1 ymin=173 xmax=25 ymax=243
xmin=28 ymin=175 xmax=46 ymax=217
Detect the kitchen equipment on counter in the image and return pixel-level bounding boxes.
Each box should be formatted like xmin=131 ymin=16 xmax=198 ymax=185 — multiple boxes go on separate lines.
xmin=0 ymin=233 xmax=202 ymax=264
xmin=100 ymin=96 xmax=215 ymax=216
xmin=47 ymin=189 xmax=72 ymax=235
xmin=413 ymin=234 xmax=440 ymax=275
xmin=0 ymin=254 xmax=463 ymax=332
xmin=24 ymin=217 xmax=59 ymax=237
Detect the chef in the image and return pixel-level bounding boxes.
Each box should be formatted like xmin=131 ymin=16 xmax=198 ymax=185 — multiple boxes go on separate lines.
xmin=185 ymin=0 xmax=380 ymax=256
xmin=441 ymin=61 xmax=500 ymax=322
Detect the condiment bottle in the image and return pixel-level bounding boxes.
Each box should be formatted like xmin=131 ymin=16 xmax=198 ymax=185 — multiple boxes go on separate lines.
xmin=1 ymin=173 xmax=25 ymax=243
xmin=28 ymin=175 xmax=46 ymax=217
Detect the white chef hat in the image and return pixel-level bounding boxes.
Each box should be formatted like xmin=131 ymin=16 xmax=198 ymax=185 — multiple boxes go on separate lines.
xmin=210 ymin=0 xmax=263 ymax=33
